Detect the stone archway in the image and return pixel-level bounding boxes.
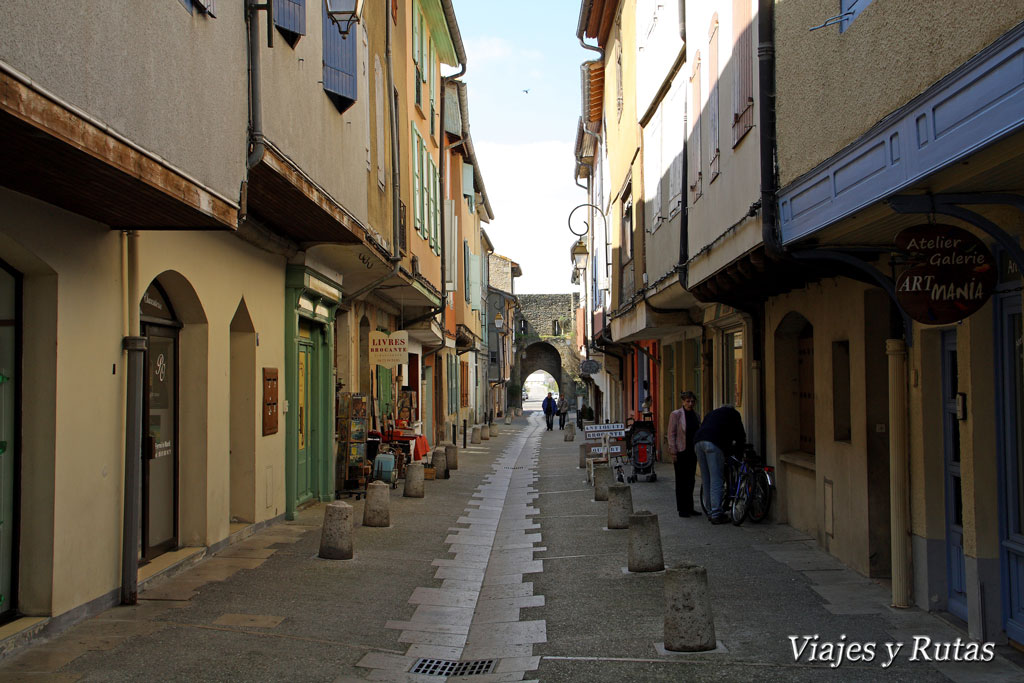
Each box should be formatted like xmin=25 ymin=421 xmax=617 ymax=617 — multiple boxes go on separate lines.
xmin=521 ymin=341 xmax=564 ymax=396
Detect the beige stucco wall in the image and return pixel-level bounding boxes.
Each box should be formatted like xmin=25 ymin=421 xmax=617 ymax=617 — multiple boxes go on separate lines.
xmin=260 ymin=5 xmax=370 ymax=228
xmin=765 ymin=279 xmax=882 ymax=576
xmin=684 ymin=0 xmax=762 ymax=287
xmin=1 ymin=188 xmax=286 ymax=618
xmin=775 ymin=0 xmax=1024 ymax=187
xmin=0 ymin=1 xmax=247 ymax=201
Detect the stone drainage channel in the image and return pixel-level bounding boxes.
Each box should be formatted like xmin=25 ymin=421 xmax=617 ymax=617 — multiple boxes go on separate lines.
xmin=357 ymin=420 xmax=545 ymax=681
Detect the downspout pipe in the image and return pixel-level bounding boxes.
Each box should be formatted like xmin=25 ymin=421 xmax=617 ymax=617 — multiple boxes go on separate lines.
xmin=440 ymin=0 xmax=468 ymax=332
xmin=386 ymin=0 xmax=401 ymax=260
xmin=246 ymin=0 xmax=268 ymax=169
xmin=120 ymin=231 xmax=144 ymax=604
xmin=758 ymin=0 xmax=782 ymax=260
xmin=577 ymin=1 xmax=604 ymax=57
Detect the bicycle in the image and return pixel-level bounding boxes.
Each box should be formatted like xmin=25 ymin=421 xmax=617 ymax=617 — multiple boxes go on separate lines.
xmin=699 ymin=444 xmax=775 ymax=525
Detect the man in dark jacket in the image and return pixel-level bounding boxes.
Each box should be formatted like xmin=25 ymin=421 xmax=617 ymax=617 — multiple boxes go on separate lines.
xmin=693 ymin=405 xmax=746 ymax=524
xmin=541 ymin=392 xmax=556 ymax=431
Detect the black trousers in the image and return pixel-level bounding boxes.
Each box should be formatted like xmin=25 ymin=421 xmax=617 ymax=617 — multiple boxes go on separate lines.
xmin=558 ymin=413 xmax=567 ymax=429
xmin=674 ymin=450 xmax=697 ymax=513
xmin=545 ymin=413 xmax=554 ymax=430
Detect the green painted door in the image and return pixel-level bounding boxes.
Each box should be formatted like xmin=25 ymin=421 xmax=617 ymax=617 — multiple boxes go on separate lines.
xmin=0 ymin=267 xmax=15 ymax=617
xmin=297 ymin=342 xmax=314 ymax=503
xmin=424 ymin=367 xmax=433 ymax=449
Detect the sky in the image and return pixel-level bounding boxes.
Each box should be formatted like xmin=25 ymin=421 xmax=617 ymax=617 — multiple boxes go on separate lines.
xmin=448 ymin=1 xmax=595 ymax=294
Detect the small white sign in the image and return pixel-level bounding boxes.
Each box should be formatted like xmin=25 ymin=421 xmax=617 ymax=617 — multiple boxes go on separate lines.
xmin=584 ymin=423 xmax=625 ymax=432
xmin=589 ymin=445 xmax=622 ymax=455
xmin=586 ymin=431 xmax=625 ymax=440
xmin=369 ymin=331 xmax=409 ymax=367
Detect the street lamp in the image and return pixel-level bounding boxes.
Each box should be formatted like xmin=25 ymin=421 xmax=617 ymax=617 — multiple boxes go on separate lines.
xmin=325 ymin=0 xmax=364 ymax=36
xmin=571 ymin=238 xmax=589 ymax=272
xmin=494 ymin=312 xmax=504 ymax=330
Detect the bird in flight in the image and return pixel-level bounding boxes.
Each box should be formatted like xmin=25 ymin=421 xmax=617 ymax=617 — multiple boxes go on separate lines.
xmin=522 ymin=88 xmax=530 ymax=94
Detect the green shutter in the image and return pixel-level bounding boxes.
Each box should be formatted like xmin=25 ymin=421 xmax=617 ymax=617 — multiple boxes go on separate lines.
xmin=411 ymin=126 xmax=422 ymax=234
xmin=412 ymin=1 xmax=420 ymax=65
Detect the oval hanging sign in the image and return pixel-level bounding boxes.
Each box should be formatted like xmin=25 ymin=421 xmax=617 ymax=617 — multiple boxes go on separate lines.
xmin=894 ymin=224 xmax=997 ymax=325
xmin=580 ymin=359 xmax=601 ymax=375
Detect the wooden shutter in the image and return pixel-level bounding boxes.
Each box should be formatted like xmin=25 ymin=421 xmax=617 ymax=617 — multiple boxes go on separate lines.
xmin=274 ymin=0 xmax=305 ymax=36
xmin=375 ymin=56 xmax=387 ymax=189
xmin=708 ymin=15 xmax=720 ymax=180
xmin=689 ymin=54 xmax=702 ymax=201
xmin=411 ymin=126 xmax=422 ymax=235
xmin=732 ymin=0 xmax=754 ymax=146
xmin=322 ymin=0 xmax=358 ymax=110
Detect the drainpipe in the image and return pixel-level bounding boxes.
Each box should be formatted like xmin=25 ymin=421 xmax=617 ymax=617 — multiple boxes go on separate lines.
xmin=246 ymin=0 xmax=269 ymax=170
xmin=758 ymin=0 xmax=782 ymax=260
xmin=440 ymin=0 xmax=468 ymax=332
xmin=887 ymin=339 xmax=911 ymax=607
xmin=120 ymin=230 xmax=144 ymax=604
xmin=386 ymin=4 xmax=401 ymax=259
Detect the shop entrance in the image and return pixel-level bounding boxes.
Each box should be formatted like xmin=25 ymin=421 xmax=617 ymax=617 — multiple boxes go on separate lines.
xmin=296 ymin=320 xmax=316 ymax=505
xmin=998 ymin=290 xmax=1024 ymax=642
xmin=941 ymin=329 xmax=967 ymax=621
xmin=0 ymin=263 xmax=18 ymax=620
xmin=140 ymin=283 xmax=180 ymax=562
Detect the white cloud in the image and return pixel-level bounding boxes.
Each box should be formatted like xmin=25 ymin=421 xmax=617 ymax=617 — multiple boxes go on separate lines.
xmin=474 ymin=139 xmax=585 ymax=294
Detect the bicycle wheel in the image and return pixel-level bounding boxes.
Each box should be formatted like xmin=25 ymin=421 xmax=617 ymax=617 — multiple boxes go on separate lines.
xmin=698 ymin=483 xmax=711 ymax=516
xmin=747 ymin=470 xmax=773 ymax=523
xmin=731 ymin=473 xmax=750 ymax=525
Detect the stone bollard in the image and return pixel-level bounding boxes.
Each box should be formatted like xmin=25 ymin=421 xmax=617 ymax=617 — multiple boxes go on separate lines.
xmin=505 ymin=415 xmax=512 ymax=425
xmin=579 ymin=443 xmax=589 ymax=469
xmin=593 ymin=464 xmax=612 ymax=502
xmin=318 ymin=501 xmax=354 ymax=560
xmin=432 ymin=448 xmax=448 ymax=479
xmin=445 ymin=442 xmax=459 ymax=471
xmin=362 ymin=481 xmax=390 ymax=528
xmin=664 ymin=563 xmax=717 ymax=652
xmin=404 ymin=461 xmax=425 ymax=498
xmin=481 ymin=424 xmax=490 ymax=441
xmin=586 ymin=457 xmax=598 ymax=483
xmin=471 ymin=426 xmax=481 ymax=444
xmin=563 ymin=424 xmax=575 ymax=442
xmin=516 ymin=408 xmax=523 ymax=416
xmin=489 ymin=423 xmax=499 ymax=438
xmin=628 ymin=511 xmax=665 ymax=572
xmin=607 ymin=484 xmax=633 ymax=529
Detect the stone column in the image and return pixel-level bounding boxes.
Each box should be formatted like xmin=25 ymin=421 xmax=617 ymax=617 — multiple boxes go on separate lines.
xmin=664 ymin=563 xmax=716 ymax=651
xmin=887 ymin=338 xmax=910 ymax=608
xmin=362 ymin=481 xmax=390 ymax=527
xmin=593 ymin=464 xmax=611 ymax=501
xmin=607 ymin=484 xmax=632 ymax=529
xmin=628 ymin=511 xmax=664 ymax=572
xmin=319 ymin=501 xmax=354 ymax=560
xmin=404 ymin=461 xmax=425 ymax=498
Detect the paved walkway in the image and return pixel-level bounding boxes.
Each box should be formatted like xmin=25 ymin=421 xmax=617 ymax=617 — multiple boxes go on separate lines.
xmin=0 ymin=414 xmax=1022 ymax=681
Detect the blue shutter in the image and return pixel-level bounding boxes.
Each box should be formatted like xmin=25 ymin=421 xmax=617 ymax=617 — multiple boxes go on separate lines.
xmin=840 ymin=0 xmax=873 ymax=33
xmin=274 ymin=0 xmax=306 ymax=37
xmin=322 ymin=0 xmax=357 ymax=112
xmin=464 ymin=241 xmax=470 ymax=301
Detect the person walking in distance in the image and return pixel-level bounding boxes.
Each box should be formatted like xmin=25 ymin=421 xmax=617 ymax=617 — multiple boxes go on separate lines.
xmin=556 ymin=395 xmax=569 ymax=430
xmin=541 ymin=392 xmax=557 ymax=431
xmin=693 ymin=404 xmax=746 ymax=524
xmin=667 ymin=391 xmax=700 ymax=517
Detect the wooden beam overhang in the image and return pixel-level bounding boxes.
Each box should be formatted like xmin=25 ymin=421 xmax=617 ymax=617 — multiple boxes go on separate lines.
xmin=0 ymin=71 xmax=236 ymax=230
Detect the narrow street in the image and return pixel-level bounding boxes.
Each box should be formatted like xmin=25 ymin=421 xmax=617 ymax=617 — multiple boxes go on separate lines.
xmin=2 ymin=415 xmax=1020 ymax=682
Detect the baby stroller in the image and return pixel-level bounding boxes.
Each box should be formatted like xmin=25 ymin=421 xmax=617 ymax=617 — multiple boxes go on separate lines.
xmin=625 ymin=420 xmax=657 ymax=483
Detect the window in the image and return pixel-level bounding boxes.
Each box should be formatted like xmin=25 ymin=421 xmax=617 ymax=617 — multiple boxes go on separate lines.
xmin=839 ymin=0 xmax=874 ymax=33
xmin=429 ymin=41 xmax=437 ymax=137
xmin=552 ymin=321 xmax=562 ymax=336
xmin=832 ymin=341 xmax=851 ymax=441
xmin=411 ymin=126 xmax=423 ymax=235
xmin=429 ymin=160 xmax=439 ymax=253
xmin=732 ymin=0 xmax=754 ymax=146
xmin=322 ymin=0 xmax=358 ymax=113
xmin=707 ymin=15 xmax=720 ymax=182
xmin=520 ymin=319 xmax=527 ymax=334
xmin=460 ymin=361 xmax=469 ymax=407
xmin=273 ymin=0 xmax=304 ymax=41
xmin=490 ymin=351 xmax=498 ymax=364
xmin=615 ymin=45 xmax=624 ymax=121
xmin=689 ymin=54 xmax=702 ymax=201
xmin=724 ymin=330 xmax=743 ymax=408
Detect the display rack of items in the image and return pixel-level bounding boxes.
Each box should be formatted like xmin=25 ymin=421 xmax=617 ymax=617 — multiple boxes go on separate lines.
xmin=336 ymin=391 xmax=370 ymax=498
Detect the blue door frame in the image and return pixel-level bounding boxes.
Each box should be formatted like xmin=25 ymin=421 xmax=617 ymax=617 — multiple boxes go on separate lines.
xmin=997 ymin=290 xmax=1024 ymax=642
xmin=941 ymin=330 xmax=967 ymax=621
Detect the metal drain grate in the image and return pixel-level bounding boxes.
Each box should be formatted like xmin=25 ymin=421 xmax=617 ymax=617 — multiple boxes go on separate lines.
xmin=410 ymin=658 xmax=496 ymax=677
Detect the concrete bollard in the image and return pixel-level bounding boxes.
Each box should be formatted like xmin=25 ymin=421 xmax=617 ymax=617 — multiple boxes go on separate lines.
xmin=445 ymin=442 xmax=459 ymax=470
xmin=628 ymin=511 xmax=665 ymax=572
xmin=318 ymin=501 xmax=354 ymax=560
xmin=471 ymin=426 xmax=481 ymax=444
xmin=362 ymin=481 xmax=391 ymax=528
xmin=489 ymin=424 xmax=499 ymax=438
xmin=505 ymin=415 xmax=512 ymax=425
xmin=607 ymin=484 xmax=633 ymax=529
xmin=579 ymin=443 xmax=589 ymax=468
xmin=432 ymin=448 xmax=448 ymax=479
xmin=593 ymin=464 xmax=612 ymax=502
xmin=516 ymin=408 xmax=523 ymax=416
xmin=481 ymin=424 xmax=490 ymax=441
xmin=664 ymin=563 xmax=717 ymax=652
xmin=586 ymin=457 xmax=598 ymax=483
xmin=404 ymin=461 xmax=425 ymax=498
xmin=563 ymin=424 xmax=574 ymax=442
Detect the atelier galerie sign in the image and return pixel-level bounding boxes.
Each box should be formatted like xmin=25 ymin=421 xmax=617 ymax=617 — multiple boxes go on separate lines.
xmin=369 ymin=331 xmax=409 ymax=367
xmin=894 ymin=224 xmax=997 ymax=325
